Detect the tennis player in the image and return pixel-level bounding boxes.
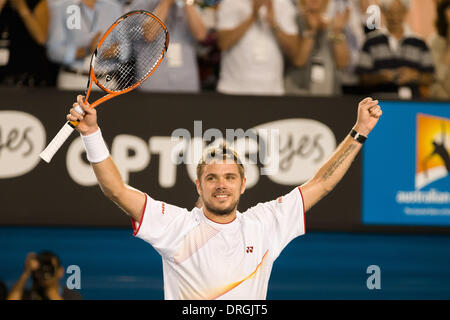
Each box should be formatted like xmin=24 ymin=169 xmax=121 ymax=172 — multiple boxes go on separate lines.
xmin=67 ymin=95 xmax=382 ymax=300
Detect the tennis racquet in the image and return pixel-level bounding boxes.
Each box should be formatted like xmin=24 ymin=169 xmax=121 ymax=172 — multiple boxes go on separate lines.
xmin=40 ymin=10 xmax=169 ymax=163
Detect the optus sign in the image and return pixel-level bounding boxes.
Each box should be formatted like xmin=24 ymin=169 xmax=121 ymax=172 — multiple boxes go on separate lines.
xmin=65 ymin=119 xmax=336 ymax=188
xmin=0 ymin=111 xmax=46 ymax=178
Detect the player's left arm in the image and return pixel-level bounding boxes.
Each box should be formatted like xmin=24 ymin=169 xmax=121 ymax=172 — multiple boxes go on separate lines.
xmin=299 ymin=97 xmax=382 ymax=212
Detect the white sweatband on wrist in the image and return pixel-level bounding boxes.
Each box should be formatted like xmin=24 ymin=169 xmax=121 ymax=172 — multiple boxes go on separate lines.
xmin=81 ymin=127 xmax=110 ymax=163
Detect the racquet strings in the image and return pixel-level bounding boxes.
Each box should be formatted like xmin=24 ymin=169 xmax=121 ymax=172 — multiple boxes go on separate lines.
xmin=93 ymin=12 xmax=167 ymax=92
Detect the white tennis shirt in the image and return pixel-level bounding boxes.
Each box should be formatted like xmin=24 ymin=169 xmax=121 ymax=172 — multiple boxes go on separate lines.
xmin=132 ymin=187 xmax=305 ymax=300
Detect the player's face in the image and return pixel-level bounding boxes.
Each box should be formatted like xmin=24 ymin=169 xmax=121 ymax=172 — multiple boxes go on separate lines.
xmin=196 ymin=160 xmax=246 ymax=217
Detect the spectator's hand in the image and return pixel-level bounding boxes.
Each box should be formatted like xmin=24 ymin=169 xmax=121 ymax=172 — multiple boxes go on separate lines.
xmin=332 ymin=7 xmax=350 ymax=33
xmin=101 ymin=43 xmax=119 ymax=60
xmin=378 ymin=69 xmax=397 ymax=82
xmin=353 ymin=97 xmax=382 ymax=137
xmin=252 ymin=0 xmax=267 ymax=20
xmin=89 ymin=31 xmax=103 ymax=54
xmin=265 ymin=0 xmax=276 ymax=29
xmin=302 ymin=10 xmax=326 ymax=33
xmin=397 ymin=67 xmax=420 ymax=84
xmin=24 ymin=252 xmax=39 ymax=275
xmin=8 ymin=0 xmax=29 ymax=15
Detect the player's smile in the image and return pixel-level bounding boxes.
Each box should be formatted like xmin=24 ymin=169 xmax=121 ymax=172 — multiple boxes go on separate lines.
xmin=213 ymin=193 xmax=231 ymax=199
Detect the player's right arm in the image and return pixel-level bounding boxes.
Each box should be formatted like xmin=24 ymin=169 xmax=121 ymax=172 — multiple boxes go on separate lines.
xmin=67 ymin=95 xmax=145 ymax=223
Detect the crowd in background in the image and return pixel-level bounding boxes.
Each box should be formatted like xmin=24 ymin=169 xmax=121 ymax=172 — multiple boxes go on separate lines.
xmin=0 ymin=0 xmax=449 ymax=100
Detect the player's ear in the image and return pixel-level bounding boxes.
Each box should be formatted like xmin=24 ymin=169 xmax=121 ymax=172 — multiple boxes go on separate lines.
xmin=195 ymin=179 xmax=202 ymax=196
xmin=240 ymin=177 xmax=246 ymax=195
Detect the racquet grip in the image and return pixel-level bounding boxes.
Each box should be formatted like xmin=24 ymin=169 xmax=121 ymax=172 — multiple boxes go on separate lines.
xmin=40 ymin=122 xmax=75 ymax=163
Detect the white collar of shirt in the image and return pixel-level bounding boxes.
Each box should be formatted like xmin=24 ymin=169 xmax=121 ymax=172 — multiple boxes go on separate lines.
xmin=200 ymin=208 xmax=241 ymax=232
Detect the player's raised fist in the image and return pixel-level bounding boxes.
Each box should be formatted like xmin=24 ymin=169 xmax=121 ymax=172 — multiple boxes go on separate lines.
xmin=66 ymin=95 xmax=99 ymax=136
xmin=353 ymin=97 xmax=382 ymax=137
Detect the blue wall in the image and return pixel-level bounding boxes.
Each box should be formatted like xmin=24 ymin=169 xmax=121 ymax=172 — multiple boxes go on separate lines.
xmin=1 ymin=227 xmax=450 ymax=299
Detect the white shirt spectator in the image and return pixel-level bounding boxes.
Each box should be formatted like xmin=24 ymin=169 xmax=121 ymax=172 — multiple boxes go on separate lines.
xmin=217 ymin=0 xmax=297 ymax=95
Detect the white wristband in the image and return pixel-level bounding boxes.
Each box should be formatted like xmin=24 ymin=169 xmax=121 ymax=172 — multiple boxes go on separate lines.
xmin=81 ymin=127 xmax=110 ymax=163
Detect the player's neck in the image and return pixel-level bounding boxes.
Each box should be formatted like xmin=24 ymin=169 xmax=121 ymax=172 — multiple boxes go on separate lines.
xmin=203 ymin=208 xmax=237 ymax=224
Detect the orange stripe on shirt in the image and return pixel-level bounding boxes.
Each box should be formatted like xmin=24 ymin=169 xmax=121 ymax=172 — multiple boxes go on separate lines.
xmin=209 ymin=250 xmax=269 ymax=300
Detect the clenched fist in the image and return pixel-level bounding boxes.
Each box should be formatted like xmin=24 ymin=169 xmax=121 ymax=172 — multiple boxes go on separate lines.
xmin=353 ymin=97 xmax=383 ymax=137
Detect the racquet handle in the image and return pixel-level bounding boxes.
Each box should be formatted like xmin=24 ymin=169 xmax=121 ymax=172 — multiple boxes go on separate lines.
xmin=40 ymin=103 xmax=86 ymax=163
xmin=40 ymin=122 xmax=75 ymax=163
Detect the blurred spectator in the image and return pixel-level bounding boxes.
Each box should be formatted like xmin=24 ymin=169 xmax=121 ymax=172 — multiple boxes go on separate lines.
xmin=216 ymin=0 xmax=298 ymax=95
xmin=0 ymin=280 xmax=7 ymax=300
xmin=7 ymin=251 xmax=82 ymax=300
xmin=331 ymin=0 xmax=381 ymax=94
xmin=283 ymin=0 xmax=351 ymax=95
xmin=355 ymin=0 xmax=382 ymax=36
xmin=355 ymin=0 xmax=434 ymax=99
xmin=46 ymin=0 xmax=122 ymax=90
xmin=429 ymin=0 xmax=450 ymax=100
xmin=130 ymin=0 xmax=207 ymax=93
xmin=0 ymin=0 xmax=59 ymax=87
xmin=118 ymin=0 xmax=134 ymax=12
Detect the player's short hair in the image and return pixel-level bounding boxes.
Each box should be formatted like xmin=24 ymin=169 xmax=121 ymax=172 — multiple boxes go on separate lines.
xmin=196 ymin=144 xmax=245 ymax=181
xmin=379 ymin=0 xmax=411 ymax=10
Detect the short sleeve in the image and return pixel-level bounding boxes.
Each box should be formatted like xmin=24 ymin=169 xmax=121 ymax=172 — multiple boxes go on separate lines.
xmin=131 ymin=194 xmax=195 ymax=259
xmin=217 ymin=0 xmax=251 ymax=30
xmin=275 ymin=0 xmax=298 ymax=35
xmin=247 ymin=187 xmax=306 ymax=259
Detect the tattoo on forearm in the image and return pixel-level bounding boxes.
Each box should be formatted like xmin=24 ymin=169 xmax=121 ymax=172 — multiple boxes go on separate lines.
xmin=322 ymin=143 xmax=357 ymax=181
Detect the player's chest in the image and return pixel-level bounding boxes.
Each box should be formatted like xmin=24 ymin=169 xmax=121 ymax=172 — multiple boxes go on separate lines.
xmin=175 ymin=227 xmax=269 ymax=279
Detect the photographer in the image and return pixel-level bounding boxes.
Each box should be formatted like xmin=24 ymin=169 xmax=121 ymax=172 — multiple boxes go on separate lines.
xmin=7 ymin=251 xmax=82 ymax=300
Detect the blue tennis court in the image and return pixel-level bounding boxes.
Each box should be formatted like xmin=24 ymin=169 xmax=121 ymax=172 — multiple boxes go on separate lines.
xmin=1 ymin=227 xmax=449 ymax=299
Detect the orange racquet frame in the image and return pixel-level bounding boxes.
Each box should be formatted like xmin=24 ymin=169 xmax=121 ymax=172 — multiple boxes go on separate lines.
xmin=70 ymin=10 xmax=169 ymax=127
xmin=40 ymin=10 xmax=169 ymax=163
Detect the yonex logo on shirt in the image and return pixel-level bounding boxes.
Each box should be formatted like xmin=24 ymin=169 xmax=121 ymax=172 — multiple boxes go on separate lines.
xmin=246 ymin=246 xmax=253 ymax=253
xmin=161 ymin=202 xmax=165 ymax=215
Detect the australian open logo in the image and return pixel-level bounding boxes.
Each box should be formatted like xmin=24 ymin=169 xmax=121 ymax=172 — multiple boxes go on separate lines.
xmin=396 ymin=113 xmax=450 ymax=212
xmin=415 ymin=114 xmax=450 ymax=190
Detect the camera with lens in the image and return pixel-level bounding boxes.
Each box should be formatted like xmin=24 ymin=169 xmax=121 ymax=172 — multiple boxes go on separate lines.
xmin=32 ymin=254 xmax=56 ymax=283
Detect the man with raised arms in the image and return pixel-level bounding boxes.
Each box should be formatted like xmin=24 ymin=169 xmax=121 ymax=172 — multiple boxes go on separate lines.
xmin=67 ymin=96 xmax=382 ymax=299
